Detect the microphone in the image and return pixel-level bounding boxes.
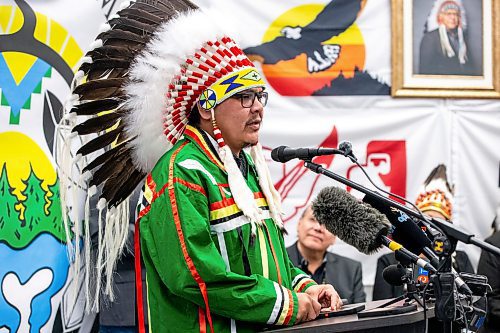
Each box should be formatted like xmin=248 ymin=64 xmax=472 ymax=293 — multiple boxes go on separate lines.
xmin=383 ymin=264 xmax=411 ymax=286
xmin=362 ymin=194 xmax=473 ymax=294
xmin=312 ymin=186 xmax=437 ymax=272
xmin=362 ymin=194 xmax=432 ymax=255
xmin=338 ymin=141 xmax=357 ymax=161
xmin=380 ymin=235 xmax=436 ymax=273
xmin=312 ymin=186 xmax=390 ymax=254
xmin=270 ymin=146 xmax=343 ymax=163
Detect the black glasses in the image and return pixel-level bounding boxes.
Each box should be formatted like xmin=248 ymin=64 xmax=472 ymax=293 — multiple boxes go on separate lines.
xmin=232 ymin=91 xmax=268 ymax=108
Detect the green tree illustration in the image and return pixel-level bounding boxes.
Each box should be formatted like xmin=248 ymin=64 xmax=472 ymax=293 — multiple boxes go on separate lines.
xmin=22 ymin=165 xmax=47 ymax=236
xmin=0 ymin=163 xmax=22 ymax=242
xmin=0 ymin=164 xmax=67 ymax=248
xmin=46 ymin=178 xmax=67 ymax=242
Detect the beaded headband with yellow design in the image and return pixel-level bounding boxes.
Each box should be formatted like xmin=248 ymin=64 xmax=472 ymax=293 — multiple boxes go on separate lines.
xmin=198 ymin=68 xmax=265 ymax=111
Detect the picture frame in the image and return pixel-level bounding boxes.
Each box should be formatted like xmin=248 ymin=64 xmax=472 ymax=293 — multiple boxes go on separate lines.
xmin=391 ymin=0 xmax=500 ymax=98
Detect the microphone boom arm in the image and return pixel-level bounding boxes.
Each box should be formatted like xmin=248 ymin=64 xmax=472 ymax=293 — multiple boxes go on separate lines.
xmin=303 ymin=160 xmax=500 ymax=257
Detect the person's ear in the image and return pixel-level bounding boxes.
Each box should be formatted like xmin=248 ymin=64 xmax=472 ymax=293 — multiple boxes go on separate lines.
xmin=296 ymin=218 xmax=302 ymax=233
xmin=197 ymin=102 xmax=213 ymax=121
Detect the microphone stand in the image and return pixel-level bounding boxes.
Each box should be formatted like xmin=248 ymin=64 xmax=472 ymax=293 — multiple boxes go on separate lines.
xmin=374 ymin=273 xmax=424 ymax=310
xmin=301 ymin=159 xmax=498 ymax=332
xmin=302 ymin=160 xmax=500 ymax=257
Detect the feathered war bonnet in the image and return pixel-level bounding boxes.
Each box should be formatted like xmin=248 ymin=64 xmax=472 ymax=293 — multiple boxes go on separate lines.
xmin=415 ymin=164 xmax=454 ymax=221
xmin=57 ymin=0 xmax=283 ymax=310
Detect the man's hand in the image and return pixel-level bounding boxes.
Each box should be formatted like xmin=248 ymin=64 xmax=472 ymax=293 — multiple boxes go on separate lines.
xmin=305 ymin=284 xmax=343 ymax=311
xmin=296 ymin=293 xmax=321 ymax=323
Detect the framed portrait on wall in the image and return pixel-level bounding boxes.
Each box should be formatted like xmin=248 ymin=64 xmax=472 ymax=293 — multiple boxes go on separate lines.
xmin=391 ymin=0 xmax=500 ymax=98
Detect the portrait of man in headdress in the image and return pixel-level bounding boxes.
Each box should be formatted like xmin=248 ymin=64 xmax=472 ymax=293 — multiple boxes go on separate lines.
xmin=414 ymin=0 xmax=482 ymax=76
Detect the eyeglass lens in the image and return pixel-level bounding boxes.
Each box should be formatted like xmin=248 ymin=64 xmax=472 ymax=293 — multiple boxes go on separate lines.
xmin=240 ymin=91 xmax=268 ymax=108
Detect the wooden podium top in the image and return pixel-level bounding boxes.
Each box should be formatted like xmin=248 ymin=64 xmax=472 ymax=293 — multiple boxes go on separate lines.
xmin=263 ymin=299 xmax=434 ymax=333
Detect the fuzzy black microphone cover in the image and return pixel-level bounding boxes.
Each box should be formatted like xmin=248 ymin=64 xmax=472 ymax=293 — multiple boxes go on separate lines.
xmin=312 ymin=186 xmax=390 ymax=254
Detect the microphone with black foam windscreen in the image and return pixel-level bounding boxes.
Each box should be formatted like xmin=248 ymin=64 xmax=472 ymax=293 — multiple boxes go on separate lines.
xmin=363 ymin=193 xmax=439 ymax=266
xmin=362 ymin=193 xmax=473 ymax=294
xmin=312 ymin=186 xmax=438 ymax=272
xmin=270 ymin=146 xmax=343 ymax=163
xmin=338 ymin=141 xmax=357 ymax=162
xmin=362 ymin=193 xmax=432 ymax=255
xmin=383 ymin=264 xmax=412 ymax=286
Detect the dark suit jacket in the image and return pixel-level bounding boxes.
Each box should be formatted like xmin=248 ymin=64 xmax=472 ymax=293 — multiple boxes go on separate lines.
xmin=477 ymin=231 xmax=500 ymax=333
xmin=418 ymin=29 xmax=479 ymax=76
xmin=287 ymin=242 xmax=366 ymax=304
xmin=372 ymin=252 xmax=401 ymax=301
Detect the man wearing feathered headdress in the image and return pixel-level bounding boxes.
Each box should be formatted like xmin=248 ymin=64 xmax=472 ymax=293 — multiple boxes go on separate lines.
xmin=419 ymin=0 xmax=471 ymax=75
xmin=58 ymin=1 xmax=342 ymax=332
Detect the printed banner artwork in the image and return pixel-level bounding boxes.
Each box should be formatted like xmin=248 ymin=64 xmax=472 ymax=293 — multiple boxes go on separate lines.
xmin=244 ymin=0 xmax=390 ymax=96
xmin=346 ymin=140 xmax=407 ymax=203
xmin=0 ymin=0 xmax=111 ymax=331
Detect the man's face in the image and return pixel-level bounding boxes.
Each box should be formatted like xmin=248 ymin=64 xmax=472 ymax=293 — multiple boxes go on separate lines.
xmin=297 ymin=206 xmax=336 ymax=252
xmin=214 ymin=88 xmax=264 ymax=154
xmin=440 ymin=9 xmax=460 ymax=30
xmin=424 ymin=210 xmax=448 ymax=221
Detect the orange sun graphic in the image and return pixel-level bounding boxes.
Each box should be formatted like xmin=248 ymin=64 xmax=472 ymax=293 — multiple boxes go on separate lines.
xmin=257 ymin=4 xmax=366 ymax=96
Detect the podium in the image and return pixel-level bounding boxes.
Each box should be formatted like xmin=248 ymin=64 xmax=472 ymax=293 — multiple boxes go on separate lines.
xmin=264 ymin=299 xmax=434 ymax=333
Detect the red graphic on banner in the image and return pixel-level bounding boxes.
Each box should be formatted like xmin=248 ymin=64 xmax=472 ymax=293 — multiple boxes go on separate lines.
xmin=346 ymin=140 xmax=407 ymax=202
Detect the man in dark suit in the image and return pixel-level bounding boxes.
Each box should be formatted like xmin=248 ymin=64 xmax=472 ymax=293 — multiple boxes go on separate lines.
xmin=287 ymin=205 xmax=366 ymax=304
xmin=477 ymin=214 xmax=500 ymax=333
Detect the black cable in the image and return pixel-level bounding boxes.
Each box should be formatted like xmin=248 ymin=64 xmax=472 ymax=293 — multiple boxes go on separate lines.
xmin=457 ymin=294 xmax=469 ymax=332
xmin=422 ymin=280 xmax=431 ymax=333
